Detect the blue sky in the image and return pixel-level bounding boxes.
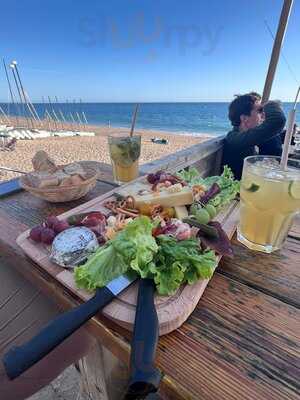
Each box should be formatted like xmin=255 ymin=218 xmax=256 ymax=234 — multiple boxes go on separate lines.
xmin=0 ymin=0 xmax=299 ymax=102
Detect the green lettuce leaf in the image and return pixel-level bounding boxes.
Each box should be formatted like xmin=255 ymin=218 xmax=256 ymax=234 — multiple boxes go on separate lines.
xmin=176 ymin=167 xmax=200 ymax=184
xmin=111 ymin=216 xmax=158 ymax=276
xmin=177 ymin=165 xmax=239 ymax=211
xmin=150 ymin=235 xmax=217 ymax=295
xmin=74 ymin=216 xmax=157 ymax=291
xmin=74 ymin=244 xmax=129 ymax=291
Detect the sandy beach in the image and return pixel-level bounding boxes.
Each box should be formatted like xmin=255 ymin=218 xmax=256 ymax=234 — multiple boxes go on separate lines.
xmin=0 ymin=125 xmax=212 ymax=182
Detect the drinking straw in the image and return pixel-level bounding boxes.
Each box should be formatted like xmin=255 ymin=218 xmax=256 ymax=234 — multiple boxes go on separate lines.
xmin=280 ymin=86 xmax=300 ymax=170
xmin=130 ymin=104 xmax=139 ymax=137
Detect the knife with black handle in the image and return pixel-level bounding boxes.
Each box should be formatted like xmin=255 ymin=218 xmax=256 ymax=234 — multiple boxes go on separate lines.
xmin=123 ymin=278 xmax=162 ymax=399
xmin=3 ymin=273 xmax=136 ymax=380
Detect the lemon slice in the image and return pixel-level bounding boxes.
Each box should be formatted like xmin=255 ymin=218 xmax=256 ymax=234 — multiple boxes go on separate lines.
xmin=288 ymin=181 xmax=300 ymax=199
xmin=243 ymin=183 xmax=260 ymax=192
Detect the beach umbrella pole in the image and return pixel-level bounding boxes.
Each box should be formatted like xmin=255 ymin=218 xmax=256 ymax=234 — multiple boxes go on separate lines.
xmin=262 ymin=0 xmax=294 ymax=103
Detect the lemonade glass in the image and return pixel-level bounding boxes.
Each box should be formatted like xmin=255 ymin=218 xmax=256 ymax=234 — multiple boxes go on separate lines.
xmin=108 ymin=134 xmax=141 ymax=184
xmin=237 ymin=156 xmax=300 ymax=253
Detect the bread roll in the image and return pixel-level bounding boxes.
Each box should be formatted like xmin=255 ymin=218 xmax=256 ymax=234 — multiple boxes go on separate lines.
xmin=32 ymin=150 xmax=57 ymax=172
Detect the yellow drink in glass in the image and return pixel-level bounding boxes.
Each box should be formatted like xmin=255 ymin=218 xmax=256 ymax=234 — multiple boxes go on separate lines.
xmin=238 ymin=156 xmax=300 ymax=253
xmin=108 ymin=134 xmax=141 ymax=184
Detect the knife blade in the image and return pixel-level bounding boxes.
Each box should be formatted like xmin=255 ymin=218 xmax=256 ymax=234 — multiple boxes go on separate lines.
xmin=123 ymin=279 xmax=162 ymax=399
xmin=3 ymin=272 xmax=137 ymax=380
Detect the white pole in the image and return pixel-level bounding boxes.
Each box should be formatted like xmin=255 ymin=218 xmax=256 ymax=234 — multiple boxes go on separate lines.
xmin=11 ymin=61 xmax=36 ymax=128
xmin=0 ymin=106 xmax=11 ymax=124
xmin=10 ymin=64 xmax=29 ymax=129
xmin=3 ymin=58 xmax=20 ymax=127
xmin=280 ymin=86 xmax=300 ymax=170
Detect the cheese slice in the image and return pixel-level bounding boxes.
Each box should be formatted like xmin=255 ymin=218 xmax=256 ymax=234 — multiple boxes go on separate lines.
xmin=135 ymin=187 xmax=193 ymax=208
xmin=174 ymin=205 xmax=189 ymax=220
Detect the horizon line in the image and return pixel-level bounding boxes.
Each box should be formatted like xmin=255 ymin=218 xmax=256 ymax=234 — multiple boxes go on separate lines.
xmin=0 ymin=100 xmax=296 ymax=104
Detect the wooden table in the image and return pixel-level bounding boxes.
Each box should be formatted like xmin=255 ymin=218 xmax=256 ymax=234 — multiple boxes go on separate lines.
xmin=0 ymin=162 xmax=299 ymax=400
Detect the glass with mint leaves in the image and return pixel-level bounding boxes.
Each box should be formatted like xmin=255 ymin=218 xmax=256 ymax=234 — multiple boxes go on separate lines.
xmin=108 ymin=134 xmax=141 ymax=184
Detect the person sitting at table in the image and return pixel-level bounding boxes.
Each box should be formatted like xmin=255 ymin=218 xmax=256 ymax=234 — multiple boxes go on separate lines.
xmin=248 ymin=92 xmax=283 ymax=157
xmin=222 ymin=93 xmax=286 ymax=179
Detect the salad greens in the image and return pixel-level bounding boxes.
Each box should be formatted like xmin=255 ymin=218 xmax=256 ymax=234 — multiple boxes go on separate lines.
xmin=148 ymin=235 xmax=216 ymax=295
xmin=75 ymin=216 xmax=158 ymax=291
xmin=177 ymin=165 xmax=240 ymax=210
xmin=74 ymin=216 xmax=217 ymax=295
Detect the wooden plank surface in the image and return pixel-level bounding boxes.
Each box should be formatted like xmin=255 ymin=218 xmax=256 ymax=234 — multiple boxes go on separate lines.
xmin=289 ymin=215 xmax=300 ymax=239
xmin=1 ymin=160 xmax=300 ymax=400
xmin=220 ymin=228 xmax=300 ymax=308
xmin=155 ymin=273 xmax=300 ymax=400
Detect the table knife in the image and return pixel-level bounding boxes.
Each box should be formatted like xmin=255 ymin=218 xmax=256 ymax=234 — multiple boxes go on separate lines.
xmin=123 ymin=278 xmax=162 ymax=399
xmin=3 ymin=272 xmax=137 ymax=380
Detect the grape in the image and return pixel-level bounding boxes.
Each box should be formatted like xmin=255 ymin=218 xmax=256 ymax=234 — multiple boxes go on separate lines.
xmin=45 ymin=216 xmax=60 ymax=229
xmin=41 ymin=228 xmax=56 ymax=245
xmin=155 ymin=170 xmax=164 ymax=178
xmin=147 ymin=173 xmax=157 ymax=184
xmin=84 ymin=217 xmax=101 ymax=227
xmin=194 ymin=209 xmax=210 ymax=225
xmin=147 ymin=171 xmax=164 ymax=184
xmin=29 ymin=226 xmax=43 ymax=242
xmin=205 ymin=204 xmax=217 ymax=219
xmin=53 ymin=220 xmax=70 ymax=233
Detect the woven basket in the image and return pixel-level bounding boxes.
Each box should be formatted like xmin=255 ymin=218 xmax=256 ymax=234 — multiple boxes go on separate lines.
xmin=19 ymin=166 xmax=97 ymax=203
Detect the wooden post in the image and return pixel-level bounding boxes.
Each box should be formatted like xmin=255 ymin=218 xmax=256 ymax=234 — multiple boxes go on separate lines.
xmin=79 ymin=340 xmax=129 ymax=400
xmin=262 ymin=0 xmax=294 ymax=103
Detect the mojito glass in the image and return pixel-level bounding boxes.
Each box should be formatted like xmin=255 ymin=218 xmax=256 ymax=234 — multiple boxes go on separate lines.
xmin=108 ymin=134 xmax=141 ymax=184
xmin=238 ymin=156 xmax=300 ymax=253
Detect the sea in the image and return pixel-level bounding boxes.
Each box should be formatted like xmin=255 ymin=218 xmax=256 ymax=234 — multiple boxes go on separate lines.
xmin=1 ymin=102 xmax=299 ymax=137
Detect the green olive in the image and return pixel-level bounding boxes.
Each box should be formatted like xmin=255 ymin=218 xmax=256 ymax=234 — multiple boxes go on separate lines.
xmin=194 ymin=208 xmax=210 ymax=224
xmin=205 ymin=204 xmax=217 ymax=219
xmin=190 ymin=203 xmax=200 ymax=215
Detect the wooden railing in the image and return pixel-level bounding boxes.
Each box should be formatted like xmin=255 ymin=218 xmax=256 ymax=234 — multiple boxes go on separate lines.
xmin=140 ymin=135 xmax=225 ymax=177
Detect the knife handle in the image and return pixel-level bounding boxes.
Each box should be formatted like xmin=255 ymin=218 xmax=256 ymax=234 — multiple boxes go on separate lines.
xmin=126 ymin=279 xmax=161 ymax=398
xmin=3 ymin=287 xmax=114 ymax=380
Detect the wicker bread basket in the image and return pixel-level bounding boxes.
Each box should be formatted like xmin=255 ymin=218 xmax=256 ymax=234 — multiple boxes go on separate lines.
xmin=19 ymin=165 xmax=97 ymax=203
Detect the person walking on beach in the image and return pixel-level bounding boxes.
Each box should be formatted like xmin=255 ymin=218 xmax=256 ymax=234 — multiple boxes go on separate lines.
xmin=222 ymin=93 xmax=286 ymax=179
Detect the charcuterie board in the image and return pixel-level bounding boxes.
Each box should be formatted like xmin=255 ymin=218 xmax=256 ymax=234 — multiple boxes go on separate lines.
xmin=17 ymin=174 xmax=239 ymax=335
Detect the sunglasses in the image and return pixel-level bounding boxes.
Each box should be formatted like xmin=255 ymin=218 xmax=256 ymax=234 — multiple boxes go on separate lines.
xmin=256 ymin=106 xmax=264 ymax=114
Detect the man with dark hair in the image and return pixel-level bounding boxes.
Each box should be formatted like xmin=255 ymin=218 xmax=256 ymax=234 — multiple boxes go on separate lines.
xmin=222 ymin=93 xmax=286 ymax=179
xmin=248 ymin=92 xmax=283 ymax=156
